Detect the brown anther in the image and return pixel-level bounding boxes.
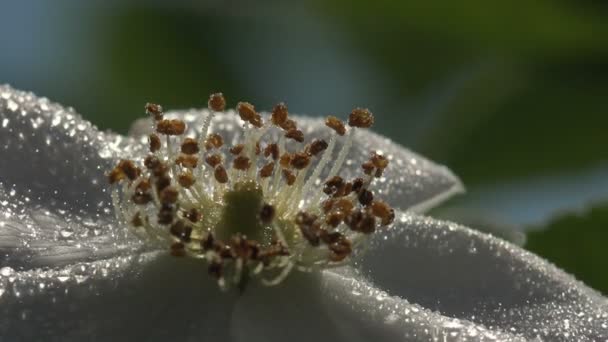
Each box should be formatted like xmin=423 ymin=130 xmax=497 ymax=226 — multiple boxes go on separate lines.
xmin=345 ymin=210 xmax=376 ymax=234
xmin=324 ymin=176 xmax=344 ymax=195
xmin=117 ymin=160 xmax=140 ymax=181
xmin=279 ymin=118 xmax=297 ymax=131
xmin=259 ymin=203 xmax=275 ymax=223
xmin=320 ymin=231 xmax=343 ymax=244
xmin=264 ymin=143 xmax=280 ymax=160
xmin=307 ymin=139 xmax=328 ymax=156
xmin=132 ymin=191 xmax=152 ymax=205
xmin=170 ymin=242 xmax=186 ymax=257
xmin=155 ymin=174 xmax=171 ymax=192
xmin=108 ymin=167 xmax=124 ymax=184
xmin=334 ymin=198 xmax=355 ymax=214
xmin=149 ymin=134 xmax=161 ymax=152
xmin=180 ymin=138 xmax=199 ymax=155
xmin=362 ymin=161 xmax=375 ymax=175
xmin=135 ymin=178 xmax=151 ymax=192
xmin=352 ymin=178 xmax=364 ymax=193
xmin=230 ymin=144 xmax=245 ymax=155
xmin=271 ymin=103 xmax=288 ymax=126
xmin=175 ymin=154 xmax=198 ymax=168
xmin=205 ymin=133 xmax=224 ymax=151
xmin=186 ymin=208 xmax=201 ymax=223
xmin=204 ymin=154 xmax=221 ymax=168
xmin=328 ymin=237 xmax=352 ymax=262
xmin=296 ymin=212 xmax=321 ymax=246
xmin=371 ymin=200 xmax=395 ymax=225
xmin=160 ymin=187 xmax=179 ymax=204
xmin=325 ymin=116 xmax=346 ymax=136
xmin=177 ymin=171 xmax=195 ymax=188
xmin=170 ymin=221 xmax=192 ymax=242
xmin=131 ymin=212 xmax=144 ymax=227
xmin=208 ymin=93 xmax=226 ymax=112
xmin=144 ymin=155 xmax=161 ymax=170
xmin=233 ymin=156 xmax=251 ymax=171
xmin=285 ymin=129 xmax=304 ymax=143
xmin=348 ymin=108 xmax=374 ymax=128
xmin=290 ymin=152 xmax=311 ymax=170
xmin=250 ymin=113 xmax=263 ymax=128
xmin=214 ymin=165 xmax=229 ymax=183
xmin=237 ymin=102 xmax=257 ymax=122
xmin=156 ymin=119 xmax=186 ymax=135
xmin=370 ymin=152 xmax=389 ymax=169
xmin=279 ymin=153 xmax=292 ymax=168
xmin=282 ymin=169 xmax=296 ymax=185
xmin=333 ymin=182 xmax=352 ymax=198
xmin=326 ymin=211 xmax=345 ymax=228
xmin=255 ymin=141 xmax=261 ymax=155
xmin=322 ymin=198 xmax=336 ymax=213
xmin=145 ymin=103 xmax=163 ymax=121
xmin=259 ymin=162 xmax=275 ymax=178
xmin=358 ymin=189 xmax=374 ymax=206
xmin=157 ymin=204 xmax=174 ymax=225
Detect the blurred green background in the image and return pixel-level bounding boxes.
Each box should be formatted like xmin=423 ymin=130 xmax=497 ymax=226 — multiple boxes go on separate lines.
xmin=1 ymin=1 xmax=607 ymax=293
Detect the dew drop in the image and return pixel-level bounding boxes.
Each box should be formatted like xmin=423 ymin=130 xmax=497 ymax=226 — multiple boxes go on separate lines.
xmin=0 ymin=267 xmax=15 ymax=277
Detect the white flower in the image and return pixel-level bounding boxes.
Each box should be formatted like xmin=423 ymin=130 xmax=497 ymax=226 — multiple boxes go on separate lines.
xmin=0 ymin=84 xmax=605 ymax=341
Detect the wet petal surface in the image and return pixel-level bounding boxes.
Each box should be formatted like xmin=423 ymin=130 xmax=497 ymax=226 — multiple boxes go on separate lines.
xmin=0 ymin=84 xmax=145 ymax=270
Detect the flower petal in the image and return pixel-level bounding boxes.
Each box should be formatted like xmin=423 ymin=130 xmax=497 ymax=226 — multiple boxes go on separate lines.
xmin=351 ymin=212 xmax=608 ymax=341
xmin=130 ymin=112 xmax=464 ymax=211
xmin=0 ymin=84 xmax=145 ymax=269
xmin=0 ymin=253 xmax=236 ymax=340
xmin=229 ymin=268 xmax=520 ymax=342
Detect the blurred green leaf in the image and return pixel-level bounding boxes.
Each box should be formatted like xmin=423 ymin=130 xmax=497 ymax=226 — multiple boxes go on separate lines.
xmin=525 ymin=204 xmax=608 ymax=294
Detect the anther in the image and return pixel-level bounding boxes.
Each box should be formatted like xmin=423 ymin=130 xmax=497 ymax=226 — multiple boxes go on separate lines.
xmin=296 ymin=212 xmax=321 ymax=246
xmin=118 ymin=160 xmax=140 ymax=181
xmin=145 ymin=103 xmax=163 ymax=121
xmin=181 ymin=138 xmax=199 ymax=155
xmin=160 ymin=187 xmax=179 ymax=205
xmin=271 ymin=103 xmax=288 ymax=126
xmin=306 ymin=139 xmax=328 ymax=156
xmin=157 ymin=204 xmax=175 ymax=225
xmin=290 ymin=152 xmax=311 ymax=170
xmin=186 ymin=208 xmax=202 ymax=223
xmin=362 ymin=161 xmax=374 ymax=175
xmin=208 ymin=93 xmax=226 ymax=112
xmin=170 ymin=221 xmax=193 ymax=242
xmin=328 ymin=237 xmax=352 ymax=262
xmin=264 ymin=143 xmax=280 ymax=160
xmin=233 ymin=156 xmax=251 ymax=171
xmin=279 ymin=119 xmax=297 ymax=131
xmin=237 ymin=102 xmax=256 ymax=122
xmin=230 ymin=144 xmax=245 ymax=155
xmin=205 ymin=133 xmax=224 ymax=150
xmin=348 ymin=108 xmax=374 ymax=128
xmin=214 ymin=165 xmax=229 ymax=183
xmin=371 ymin=200 xmax=395 ymax=225
xmin=285 ymin=129 xmax=304 ymax=143
xmin=325 ymin=116 xmax=346 ymax=136
xmin=149 ymin=134 xmax=161 ymax=152
xmin=358 ymin=189 xmax=374 ymax=206
xmin=279 ymin=153 xmax=292 ymax=168
xmin=131 ymin=212 xmax=144 ymax=227
xmin=177 ymin=171 xmax=195 ymax=188
xmin=205 ymin=154 xmax=222 ymax=168
xmin=156 ymin=119 xmax=186 ymax=135
xmin=175 ymin=154 xmax=198 ymax=168
xmin=259 ymin=162 xmax=275 ymax=178
xmin=282 ymin=169 xmax=296 ymax=185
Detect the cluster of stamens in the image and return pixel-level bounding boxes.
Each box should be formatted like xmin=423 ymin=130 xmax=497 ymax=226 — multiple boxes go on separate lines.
xmin=108 ymin=94 xmax=394 ymax=289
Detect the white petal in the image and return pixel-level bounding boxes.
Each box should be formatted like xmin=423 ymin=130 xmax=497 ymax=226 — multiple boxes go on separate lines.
xmin=0 ymin=85 xmax=145 ymax=269
xmin=130 ymin=111 xmax=464 ymax=211
xmin=0 ymin=253 xmax=236 ymax=340
xmin=350 ymin=212 xmax=608 ymax=341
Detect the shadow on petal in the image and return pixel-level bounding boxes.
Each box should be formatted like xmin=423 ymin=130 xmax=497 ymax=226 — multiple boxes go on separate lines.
xmin=0 ymin=254 xmax=236 ymax=341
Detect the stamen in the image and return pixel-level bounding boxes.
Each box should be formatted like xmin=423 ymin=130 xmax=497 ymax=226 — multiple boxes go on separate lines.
xmin=109 ymin=94 xmax=394 ymax=290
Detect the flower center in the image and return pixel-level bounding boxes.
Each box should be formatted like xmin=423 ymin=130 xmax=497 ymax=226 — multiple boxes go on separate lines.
xmin=108 ymin=93 xmax=394 ymax=289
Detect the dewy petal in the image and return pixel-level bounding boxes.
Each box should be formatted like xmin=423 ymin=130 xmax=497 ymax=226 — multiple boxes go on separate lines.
xmin=0 ymin=84 xmax=146 ymax=270
xmin=0 ymin=254 xmax=236 ymax=340
xmin=130 ymin=111 xmax=464 ymax=211
xmin=347 ymin=212 xmax=608 ymax=341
